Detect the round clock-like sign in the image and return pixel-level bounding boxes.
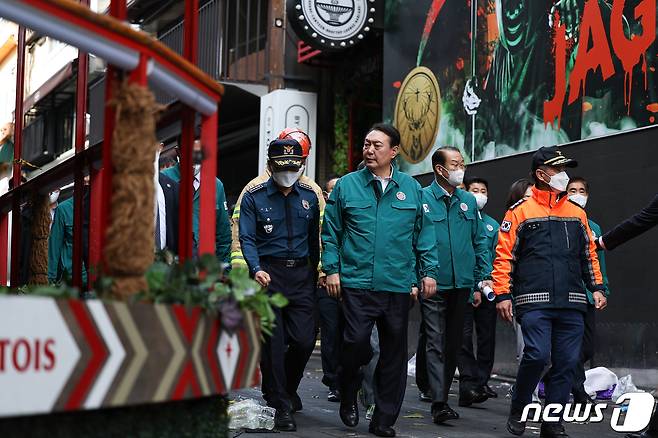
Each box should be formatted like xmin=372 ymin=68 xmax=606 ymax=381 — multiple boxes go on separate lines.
xmin=394 ymin=66 xmax=441 ymax=164
xmin=287 ymin=0 xmax=377 ymax=51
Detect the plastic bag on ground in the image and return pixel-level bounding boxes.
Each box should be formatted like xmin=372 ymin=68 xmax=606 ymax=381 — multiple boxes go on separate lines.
xmin=584 ymin=367 xmax=618 ymax=399
xmin=407 ymin=354 xmax=416 ymax=377
xmin=228 ymin=398 xmax=276 ymax=431
xmin=612 ymin=374 xmax=643 ymax=400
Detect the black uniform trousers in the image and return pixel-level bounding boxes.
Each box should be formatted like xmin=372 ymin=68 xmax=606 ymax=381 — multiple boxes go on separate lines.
xmin=260 ymin=261 xmax=316 ymax=412
xmin=416 ymin=320 xmax=429 ymax=393
xmin=317 ymin=286 xmax=343 ymax=390
xmin=458 ymin=297 xmax=497 ymax=391
xmin=420 ymin=288 xmax=471 ymax=405
xmin=339 ymin=287 xmax=410 ymax=428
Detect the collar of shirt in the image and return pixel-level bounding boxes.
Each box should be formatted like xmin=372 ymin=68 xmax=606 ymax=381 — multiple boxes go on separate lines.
xmin=362 ymin=165 xmax=398 ymax=189
xmin=266 ymin=176 xmax=299 ymax=196
xmin=432 ymin=180 xmax=455 ymax=199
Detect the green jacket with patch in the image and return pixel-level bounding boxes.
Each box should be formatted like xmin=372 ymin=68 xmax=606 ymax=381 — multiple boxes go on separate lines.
xmin=321 ymin=167 xmax=439 ymax=293
xmin=48 ymin=198 xmax=87 ymax=284
xmin=422 ymin=183 xmax=492 ymax=291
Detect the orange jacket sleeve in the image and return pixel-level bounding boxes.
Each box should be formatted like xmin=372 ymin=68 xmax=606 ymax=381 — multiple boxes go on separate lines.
xmin=492 ymin=209 xmax=519 ymax=302
xmin=580 ymin=212 xmax=605 ymax=291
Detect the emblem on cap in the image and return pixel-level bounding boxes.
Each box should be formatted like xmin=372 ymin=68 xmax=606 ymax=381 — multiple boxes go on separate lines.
xmin=264 ymin=224 xmax=273 ymax=234
xmin=460 ymin=202 xmax=468 ymax=212
xmin=302 ymin=199 xmax=310 ymax=210
xmin=284 ymin=145 xmax=294 ymax=155
xmin=396 ymin=191 xmax=406 ymax=201
xmin=487 ymin=224 xmax=494 ymax=232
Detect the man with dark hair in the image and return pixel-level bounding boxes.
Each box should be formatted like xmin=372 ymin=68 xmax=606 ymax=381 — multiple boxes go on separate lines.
xmin=566 ymin=177 xmax=610 ymax=404
xmin=239 ymin=138 xmax=320 ymax=432
xmin=418 ymin=146 xmax=493 ymax=425
xmin=493 ymin=146 xmax=605 ymax=438
xmin=458 ymin=176 xmax=500 ymax=400
xmin=317 ymin=175 xmax=342 ymax=402
xmin=322 ymin=123 xmax=438 ymax=437
xmin=161 ymin=129 xmax=231 ymax=263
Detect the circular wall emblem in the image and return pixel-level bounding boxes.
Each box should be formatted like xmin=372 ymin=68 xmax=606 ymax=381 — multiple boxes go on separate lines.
xmin=394 ymin=66 xmax=441 ymax=164
xmin=288 ymin=0 xmax=376 ymax=51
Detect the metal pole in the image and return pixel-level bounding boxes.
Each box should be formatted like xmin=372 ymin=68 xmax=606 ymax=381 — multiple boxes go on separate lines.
xmin=72 ymin=0 xmax=90 ymax=291
xmin=198 ymin=112 xmax=217 ymax=256
xmin=9 ymin=26 xmax=26 ymax=287
xmin=91 ymin=0 xmax=127 ymax=283
xmin=178 ymin=0 xmax=199 ymax=262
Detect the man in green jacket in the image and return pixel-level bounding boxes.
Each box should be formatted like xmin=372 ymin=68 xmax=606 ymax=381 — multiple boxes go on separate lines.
xmin=419 ymin=147 xmax=493 ymax=425
xmin=322 ymin=123 xmax=438 ymax=438
xmin=48 ymin=197 xmax=88 ymax=285
xmin=458 ymin=176 xmax=501 ymax=401
xmin=566 ymin=177 xmax=610 ymax=403
xmin=161 ymin=133 xmax=231 ymax=265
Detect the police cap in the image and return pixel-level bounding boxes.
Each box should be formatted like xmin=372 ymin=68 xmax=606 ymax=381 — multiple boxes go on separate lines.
xmin=532 ymin=146 xmax=578 ymax=171
xmin=268 ymin=139 xmax=304 ymax=171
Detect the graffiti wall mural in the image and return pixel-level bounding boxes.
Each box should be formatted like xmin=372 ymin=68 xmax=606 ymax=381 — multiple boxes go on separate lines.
xmin=384 ymin=0 xmax=658 ymax=175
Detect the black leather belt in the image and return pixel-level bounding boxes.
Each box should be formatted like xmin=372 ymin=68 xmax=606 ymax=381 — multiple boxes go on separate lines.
xmin=261 ymin=257 xmax=308 ymax=268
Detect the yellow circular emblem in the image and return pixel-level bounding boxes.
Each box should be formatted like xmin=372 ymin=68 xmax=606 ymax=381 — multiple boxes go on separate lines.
xmin=394 ymin=66 xmax=441 ymax=164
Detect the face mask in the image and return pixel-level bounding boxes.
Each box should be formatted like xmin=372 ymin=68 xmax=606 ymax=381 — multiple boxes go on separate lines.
xmin=272 ymin=167 xmax=304 ymax=188
xmin=442 ymin=168 xmax=465 ymax=187
xmin=569 ymin=193 xmax=588 ymax=208
xmin=49 ymin=191 xmax=59 ymax=204
xmin=543 ymin=170 xmax=569 ymax=193
xmin=193 ymin=164 xmax=201 ymax=176
xmin=473 ymin=193 xmax=488 ymax=210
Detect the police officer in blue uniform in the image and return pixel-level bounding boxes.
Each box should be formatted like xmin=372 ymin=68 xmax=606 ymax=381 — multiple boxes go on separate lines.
xmin=239 ymin=138 xmax=320 ymax=432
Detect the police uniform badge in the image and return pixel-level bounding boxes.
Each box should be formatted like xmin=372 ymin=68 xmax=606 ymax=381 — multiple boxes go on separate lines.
xmin=396 ymin=191 xmax=406 ymax=201
xmin=501 ymin=221 xmax=512 ymax=233
xmin=264 ymin=224 xmax=273 ymax=234
xmin=460 ymin=202 xmax=468 ymax=212
xmin=302 ymin=199 xmax=310 ymax=210
xmin=486 ymin=224 xmax=494 ymax=232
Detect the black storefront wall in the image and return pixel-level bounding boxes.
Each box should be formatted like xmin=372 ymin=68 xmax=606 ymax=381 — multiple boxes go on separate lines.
xmin=410 ymin=126 xmax=658 ymax=388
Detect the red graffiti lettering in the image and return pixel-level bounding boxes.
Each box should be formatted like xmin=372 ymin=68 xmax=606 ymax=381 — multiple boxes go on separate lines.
xmin=568 ymin=0 xmax=616 ymax=105
xmin=610 ymin=0 xmax=656 ymax=112
xmin=545 ymin=13 xmax=568 ymax=129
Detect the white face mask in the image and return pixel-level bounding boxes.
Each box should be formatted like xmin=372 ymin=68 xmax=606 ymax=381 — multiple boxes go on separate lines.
xmin=272 ymin=167 xmax=304 ymax=188
xmin=544 ymin=170 xmax=569 ymax=193
xmin=473 ymin=193 xmax=488 ymax=210
xmin=193 ymin=164 xmax=201 ymax=176
xmin=569 ymin=193 xmax=588 ymax=208
xmin=440 ymin=167 xmax=465 ymax=187
xmin=49 ymin=191 xmax=60 ymax=204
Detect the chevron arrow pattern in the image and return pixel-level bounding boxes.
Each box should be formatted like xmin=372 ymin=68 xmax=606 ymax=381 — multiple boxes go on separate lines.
xmin=0 ymin=296 xmax=260 ymax=418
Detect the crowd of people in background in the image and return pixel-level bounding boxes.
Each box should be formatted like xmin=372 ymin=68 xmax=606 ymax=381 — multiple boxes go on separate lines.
xmin=5 ymin=120 xmax=657 ymax=438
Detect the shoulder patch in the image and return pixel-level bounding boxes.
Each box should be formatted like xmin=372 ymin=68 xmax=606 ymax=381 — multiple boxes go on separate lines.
xmin=298 ymin=181 xmax=315 ymax=192
xmin=247 ymin=183 xmax=266 ymax=193
xmin=501 ymin=220 xmax=513 ymax=233
xmin=509 ymin=198 xmax=527 ymax=210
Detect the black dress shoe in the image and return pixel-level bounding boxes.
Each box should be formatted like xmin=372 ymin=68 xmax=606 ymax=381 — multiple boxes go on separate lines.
xmin=369 ymin=422 xmax=396 ymax=437
xmin=540 ymin=422 xmax=569 ymax=437
xmin=506 ymin=411 xmax=526 ymax=436
xmin=418 ymin=390 xmax=433 ymax=402
xmin=626 ymin=432 xmax=658 ymax=438
xmin=339 ymin=399 xmax=359 ymax=427
xmin=432 ymin=403 xmax=460 ymax=424
xmin=290 ymin=393 xmax=303 ymax=412
xmin=275 ymin=410 xmax=296 ymax=432
xmin=458 ymin=388 xmax=489 ymax=407
xmin=483 ymin=384 xmax=498 ymax=398
xmin=328 ymin=389 xmax=341 ymax=403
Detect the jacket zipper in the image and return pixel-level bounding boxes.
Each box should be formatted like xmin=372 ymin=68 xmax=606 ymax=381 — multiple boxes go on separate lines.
xmin=564 ymin=222 xmax=570 ymax=249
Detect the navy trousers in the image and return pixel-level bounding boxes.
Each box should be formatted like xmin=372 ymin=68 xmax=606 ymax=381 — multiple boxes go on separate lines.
xmin=512 ymin=309 xmax=584 ymax=413
xmin=260 ymin=262 xmax=316 ymax=412
xmin=317 ymin=286 xmax=343 ymax=390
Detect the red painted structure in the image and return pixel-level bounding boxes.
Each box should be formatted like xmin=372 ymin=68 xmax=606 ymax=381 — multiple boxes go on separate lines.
xmin=0 ymin=0 xmax=224 ymax=288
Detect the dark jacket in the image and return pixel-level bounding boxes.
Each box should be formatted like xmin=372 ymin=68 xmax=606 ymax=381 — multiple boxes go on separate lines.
xmin=159 ymin=174 xmax=179 ymax=253
xmin=602 ymin=194 xmax=658 ymax=251
xmin=492 ymin=187 xmax=605 ymax=316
